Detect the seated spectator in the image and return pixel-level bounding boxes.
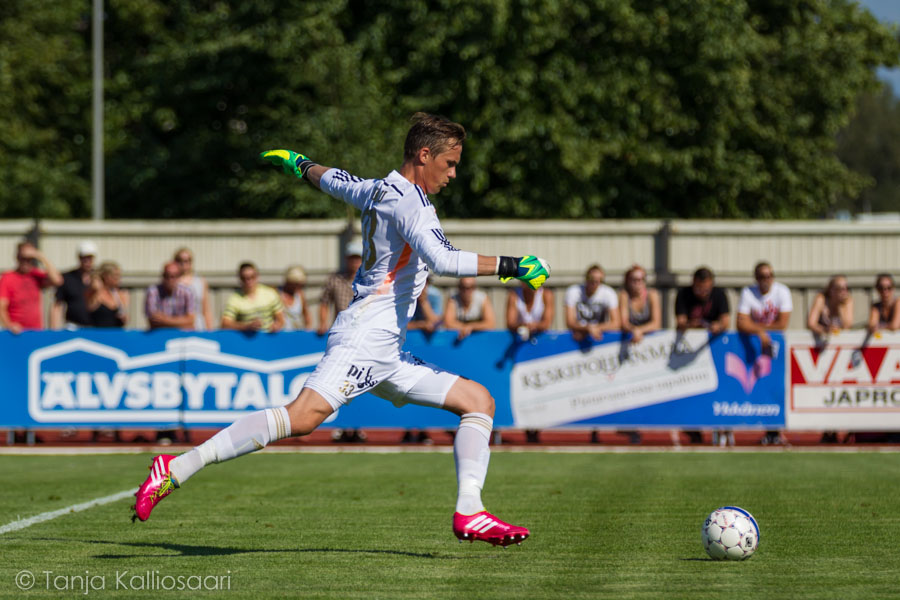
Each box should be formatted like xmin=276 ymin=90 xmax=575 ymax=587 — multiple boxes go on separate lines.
xmin=736 ymin=261 xmax=792 ymax=352
xmin=318 ymin=241 xmax=362 ymax=335
xmin=145 ymin=261 xmax=196 ymax=330
xmin=408 ymin=277 xmax=443 ymax=332
xmin=444 ymin=277 xmax=496 ymax=340
xmin=51 ymin=240 xmax=97 ymax=330
xmin=0 ymin=240 xmax=63 ymax=334
xmin=174 ymin=247 xmax=214 ymax=331
xmin=808 ymin=274 xmax=853 ymax=444
xmin=618 ymin=264 xmax=661 ymax=344
xmin=86 ymin=261 xmax=129 ymax=327
xmin=222 ymin=262 xmax=285 ymax=333
xmin=868 ymin=273 xmax=900 ymax=333
xmin=565 ymin=264 xmax=620 ymax=341
xmin=280 ymin=265 xmax=312 ymax=331
xmin=675 ymin=267 xmax=730 ymax=334
xmin=506 ymin=280 xmax=554 ymax=341
xmin=507 ymin=280 xmax=555 ymax=443
xmin=807 ymin=274 xmax=853 ymax=336
xmin=737 ymin=261 xmax=792 ymax=446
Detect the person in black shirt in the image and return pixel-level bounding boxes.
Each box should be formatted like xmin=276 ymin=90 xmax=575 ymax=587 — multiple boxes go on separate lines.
xmin=51 ymin=240 xmax=97 ymax=329
xmin=675 ymin=267 xmax=730 ymax=334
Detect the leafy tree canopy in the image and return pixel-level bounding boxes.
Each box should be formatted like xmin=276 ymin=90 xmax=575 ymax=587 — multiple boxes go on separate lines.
xmin=0 ymin=0 xmax=897 ymax=220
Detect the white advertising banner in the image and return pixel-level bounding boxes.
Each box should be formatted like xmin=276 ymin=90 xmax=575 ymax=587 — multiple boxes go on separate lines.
xmin=510 ymin=331 xmax=718 ymax=429
xmin=787 ymin=331 xmax=900 ymax=430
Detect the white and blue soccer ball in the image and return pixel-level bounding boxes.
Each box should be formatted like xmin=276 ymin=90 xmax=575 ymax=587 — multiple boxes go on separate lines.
xmin=701 ymin=506 xmax=759 ymax=560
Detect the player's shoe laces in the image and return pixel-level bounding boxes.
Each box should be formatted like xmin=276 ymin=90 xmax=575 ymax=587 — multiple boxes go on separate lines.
xmin=131 ymin=454 xmax=177 ymax=523
xmin=453 ymin=511 xmax=530 ymax=547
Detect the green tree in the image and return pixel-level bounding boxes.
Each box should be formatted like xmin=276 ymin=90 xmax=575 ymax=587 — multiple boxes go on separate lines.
xmin=835 ymin=86 xmax=900 ymax=215
xmin=0 ymin=1 xmax=92 ymax=218
xmin=0 ymin=0 xmax=897 ymax=220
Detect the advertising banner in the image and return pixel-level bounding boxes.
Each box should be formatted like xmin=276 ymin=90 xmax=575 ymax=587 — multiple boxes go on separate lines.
xmin=0 ymin=330 xmax=510 ymax=429
xmin=509 ymin=331 xmax=785 ymax=429
xmin=0 ymin=329 xmax=786 ymax=429
xmin=786 ymin=331 xmax=900 ymax=431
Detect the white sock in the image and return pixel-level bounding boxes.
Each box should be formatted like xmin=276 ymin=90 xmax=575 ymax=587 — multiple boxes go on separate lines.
xmin=454 ymin=412 xmax=492 ymax=515
xmin=169 ymin=406 xmax=291 ymax=485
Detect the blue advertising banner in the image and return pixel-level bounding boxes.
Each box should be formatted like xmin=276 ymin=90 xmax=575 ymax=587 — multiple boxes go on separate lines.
xmin=0 ymin=329 xmax=785 ymax=429
xmin=510 ymin=330 xmax=785 ymax=428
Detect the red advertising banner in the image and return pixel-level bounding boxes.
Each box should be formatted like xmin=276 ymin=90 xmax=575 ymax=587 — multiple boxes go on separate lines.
xmin=787 ymin=331 xmax=900 ymax=430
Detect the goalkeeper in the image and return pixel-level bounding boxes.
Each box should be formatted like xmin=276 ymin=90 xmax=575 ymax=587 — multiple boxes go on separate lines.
xmin=132 ymin=112 xmax=549 ymax=547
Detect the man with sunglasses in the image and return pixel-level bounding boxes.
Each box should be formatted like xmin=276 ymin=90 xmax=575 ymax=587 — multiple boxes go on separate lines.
xmin=736 ymin=261 xmax=793 ymax=445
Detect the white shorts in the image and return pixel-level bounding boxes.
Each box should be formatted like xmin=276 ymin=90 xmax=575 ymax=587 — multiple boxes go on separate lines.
xmin=303 ymin=328 xmax=460 ymax=412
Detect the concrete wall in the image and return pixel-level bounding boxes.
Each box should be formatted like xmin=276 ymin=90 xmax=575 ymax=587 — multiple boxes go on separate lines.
xmin=1 ymin=218 xmax=895 ymax=331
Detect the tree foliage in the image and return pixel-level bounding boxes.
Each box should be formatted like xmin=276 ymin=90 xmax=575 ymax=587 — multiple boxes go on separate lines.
xmin=0 ymin=0 xmax=897 ymax=220
xmin=836 ymin=86 xmax=900 ymax=215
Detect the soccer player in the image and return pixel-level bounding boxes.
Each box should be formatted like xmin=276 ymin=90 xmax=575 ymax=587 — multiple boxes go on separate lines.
xmin=132 ymin=113 xmax=550 ymax=547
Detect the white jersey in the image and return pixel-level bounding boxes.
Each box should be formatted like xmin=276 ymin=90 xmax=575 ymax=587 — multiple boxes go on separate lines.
xmin=737 ymin=281 xmax=793 ymax=325
xmin=320 ymin=169 xmax=478 ymax=336
xmin=565 ymin=283 xmax=618 ymax=325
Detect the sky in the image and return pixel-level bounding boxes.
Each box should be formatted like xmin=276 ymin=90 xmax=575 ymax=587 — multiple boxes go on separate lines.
xmin=856 ymin=0 xmax=900 ymax=93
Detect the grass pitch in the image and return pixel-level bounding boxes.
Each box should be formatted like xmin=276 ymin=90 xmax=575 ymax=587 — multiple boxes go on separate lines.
xmin=2 ymin=450 xmax=899 ymax=599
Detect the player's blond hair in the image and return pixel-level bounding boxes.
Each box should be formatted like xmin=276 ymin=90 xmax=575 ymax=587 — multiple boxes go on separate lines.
xmin=403 ymin=112 xmax=466 ymax=161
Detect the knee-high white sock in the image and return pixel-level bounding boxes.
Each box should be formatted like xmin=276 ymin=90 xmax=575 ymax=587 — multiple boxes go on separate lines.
xmin=169 ymin=406 xmax=291 ymax=486
xmin=454 ymin=412 xmax=493 ymax=515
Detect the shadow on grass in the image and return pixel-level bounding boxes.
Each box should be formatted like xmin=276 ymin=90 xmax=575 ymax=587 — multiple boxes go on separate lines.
xmin=24 ymin=537 xmax=488 ymax=560
xmin=679 ymin=558 xmax=715 ymax=562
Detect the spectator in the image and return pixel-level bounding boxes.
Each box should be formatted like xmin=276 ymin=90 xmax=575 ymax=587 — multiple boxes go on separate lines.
xmin=506 ymin=280 xmax=554 ymax=341
xmin=737 ymin=261 xmax=792 ymax=446
xmin=808 ymin=275 xmax=853 ymax=444
xmin=403 ymin=277 xmax=444 ymax=444
xmin=867 ymin=273 xmax=900 ymax=333
xmin=736 ymin=261 xmax=792 ymax=353
xmin=565 ymin=264 xmax=620 ymax=341
xmin=174 ymin=247 xmax=214 ymax=331
xmin=280 ymin=265 xmax=312 ymax=331
xmin=444 ymin=277 xmax=496 ymax=340
xmin=0 ymin=241 xmax=63 ymax=333
xmin=507 ymin=280 xmax=554 ymax=443
xmin=51 ymin=240 xmax=97 ymax=330
xmin=318 ymin=242 xmax=367 ymax=443
xmin=145 ymin=261 xmax=196 ymax=330
xmin=318 ymin=240 xmax=363 ymax=335
xmin=86 ymin=261 xmax=129 ymax=327
xmin=807 ymin=274 xmax=853 ymax=336
xmin=618 ymin=264 xmax=662 ymax=344
xmin=221 ymin=262 xmax=284 ymax=333
xmin=675 ymin=267 xmax=730 ymax=334
xmin=408 ymin=277 xmax=443 ymax=332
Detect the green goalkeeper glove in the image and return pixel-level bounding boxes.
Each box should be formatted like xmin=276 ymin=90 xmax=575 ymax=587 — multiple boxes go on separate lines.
xmin=498 ymin=256 xmax=551 ymax=290
xmin=259 ymin=149 xmax=318 ymax=179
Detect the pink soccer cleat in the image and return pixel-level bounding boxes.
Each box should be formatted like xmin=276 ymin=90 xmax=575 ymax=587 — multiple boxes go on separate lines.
xmin=453 ymin=511 xmax=530 ymax=547
xmin=132 ymin=454 xmax=177 ymax=522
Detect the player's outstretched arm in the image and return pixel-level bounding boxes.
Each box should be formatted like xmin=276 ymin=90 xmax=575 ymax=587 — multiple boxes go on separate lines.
xmin=259 ymin=149 xmax=329 ymax=190
xmin=479 ymin=255 xmax=551 ymax=290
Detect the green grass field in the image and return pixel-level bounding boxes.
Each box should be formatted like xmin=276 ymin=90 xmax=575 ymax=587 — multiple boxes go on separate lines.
xmin=2 ymin=451 xmax=900 ymax=599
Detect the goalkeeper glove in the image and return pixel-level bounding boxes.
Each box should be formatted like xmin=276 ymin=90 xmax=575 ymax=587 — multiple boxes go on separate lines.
xmin=259 ymin=149 xmax=318 ymax=180
xmin=498 ymin=256 xmax=551 ymax=290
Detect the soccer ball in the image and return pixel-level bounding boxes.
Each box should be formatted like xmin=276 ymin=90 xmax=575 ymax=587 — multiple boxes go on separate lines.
xmin=701 ymin=506 xmax=759 ymax=560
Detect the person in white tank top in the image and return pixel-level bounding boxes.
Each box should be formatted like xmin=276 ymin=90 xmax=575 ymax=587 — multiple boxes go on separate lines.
xmin=444 ymin=277 xmax=496 ymax=340
xmin=279 ymin=265 xmax=311 ymax=331
xmin=138 ymin=113 xmax=551 ymax=547
xmin=506 ymin=281 xmax=554 ymax=341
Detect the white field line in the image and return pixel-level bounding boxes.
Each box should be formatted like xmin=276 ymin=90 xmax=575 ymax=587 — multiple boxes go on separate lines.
xmin=2 ymin=445 xmax=900 ymax=455
xmin=0 ymin=488 xmax=137 ymax=535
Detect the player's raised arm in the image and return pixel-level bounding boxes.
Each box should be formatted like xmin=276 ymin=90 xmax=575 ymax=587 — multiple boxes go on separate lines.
xmin=260 ymin=149 xmax=377 ymax=211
